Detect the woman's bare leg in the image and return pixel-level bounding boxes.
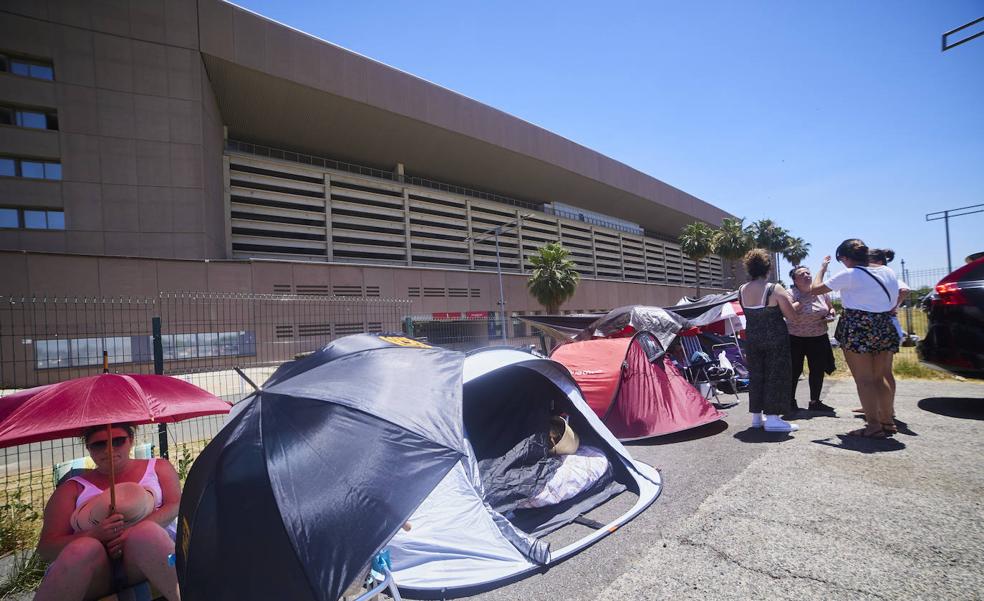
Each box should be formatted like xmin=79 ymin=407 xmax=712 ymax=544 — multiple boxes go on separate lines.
xmin=33 ymin=537 xmax=112 ymax=601
xmin=842 ymin=350 xmax=881 ymax=430
xmin=122 ymin=521 xmax=179 ymax=601
xmin=873 ymin=351 xmax=896 ymax=425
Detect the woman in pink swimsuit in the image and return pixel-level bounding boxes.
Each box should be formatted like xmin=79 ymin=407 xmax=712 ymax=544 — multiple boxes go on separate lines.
xmin=34 ymin=424 xmax=181 ymax=601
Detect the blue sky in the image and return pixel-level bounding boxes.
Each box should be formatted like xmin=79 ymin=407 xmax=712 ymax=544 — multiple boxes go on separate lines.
xmin=234 ymin=1 xmax=983 ymax=278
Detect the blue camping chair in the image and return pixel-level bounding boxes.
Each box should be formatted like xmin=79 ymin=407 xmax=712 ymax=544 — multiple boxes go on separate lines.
xmin=675 ymin=335 xmax=740 ymax=407
xmin=348 ymin=550 xmax=402 ymax=601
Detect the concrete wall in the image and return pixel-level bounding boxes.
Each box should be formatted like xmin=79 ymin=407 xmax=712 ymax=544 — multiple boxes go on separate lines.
xmin=0 ymin=0 xmax=225 ymax=259
xmin=0 ymin=251 xmax=717 ymax=315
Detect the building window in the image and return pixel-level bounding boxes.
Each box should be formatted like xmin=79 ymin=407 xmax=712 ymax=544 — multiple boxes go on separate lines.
xmin=0 ymin=105 xmax=58 ymax=130
xmin=0 ymin=53 xmax=54 ymax=80
xmin=0 ymin=157 xmax=61 ymax=180
xmin=0 ymin=208 xmax=17 ymax=228
xmin=0 ymin=207 xmax=65 ymax=230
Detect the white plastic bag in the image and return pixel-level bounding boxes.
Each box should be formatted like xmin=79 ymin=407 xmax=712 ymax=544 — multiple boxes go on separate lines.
xmin=717 ymin=350 xmax=734 ymax=372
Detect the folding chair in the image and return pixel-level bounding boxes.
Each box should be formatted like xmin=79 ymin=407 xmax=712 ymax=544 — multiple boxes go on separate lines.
xmin=346 ymin=549 xmax=403 ymax=601
xmin=676 ymin=335 xmax=740 ymax=407
xmin=710 ymin=340 xmax=749 ymax=393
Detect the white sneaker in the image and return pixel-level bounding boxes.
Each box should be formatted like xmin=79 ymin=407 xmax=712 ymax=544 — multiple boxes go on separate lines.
xmin=750 ymin=412 xmax=764 ymax=428
xmin=764 ymin=415 xmax=799 ymax=432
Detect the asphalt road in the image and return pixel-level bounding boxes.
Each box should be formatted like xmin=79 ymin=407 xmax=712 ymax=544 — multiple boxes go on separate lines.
xmin=466 ymin=378 xmax=984 ymax=601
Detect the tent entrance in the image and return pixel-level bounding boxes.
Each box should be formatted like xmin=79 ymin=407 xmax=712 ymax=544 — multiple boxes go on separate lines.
xmin=463 ymin=366 xmax=631 ymax=539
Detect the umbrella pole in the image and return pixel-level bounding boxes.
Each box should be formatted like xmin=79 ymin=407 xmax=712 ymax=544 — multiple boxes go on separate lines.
xmin=106 ymin=423 xmax=117 ymax=514
xmin=102 ymin=352 xmax=117 ymax=514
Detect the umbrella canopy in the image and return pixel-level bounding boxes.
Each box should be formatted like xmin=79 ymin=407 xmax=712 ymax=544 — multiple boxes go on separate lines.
xmin=689 ymin=300 xmax=746 ymax=335
xmin=664 ymin=291 xmax=739 ymax=319
xmin=0 ymin=374 xmax=232 ymax=448
xmin=177 ymin=334 xmax=466 ymax=601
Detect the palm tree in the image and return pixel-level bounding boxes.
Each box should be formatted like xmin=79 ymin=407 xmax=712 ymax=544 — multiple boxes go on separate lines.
xmin=751 ymin=219 xmax=789 ymax=281
xmin=678 ymin=221 xmax=716 ymax=297
xmin=783 ymin=236 xmax=811 ymax=267
xmin=712 ymin=217 xmax=754 ymax=287
xmin=527 ymin=242 xmax=580 ymax=314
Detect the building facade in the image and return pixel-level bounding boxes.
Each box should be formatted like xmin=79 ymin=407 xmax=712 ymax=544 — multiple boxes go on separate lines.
xmin=0 ymin=0 xmax=733 ymax=318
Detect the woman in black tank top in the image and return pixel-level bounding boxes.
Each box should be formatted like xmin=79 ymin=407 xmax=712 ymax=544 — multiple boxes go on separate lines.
xmin=739 ymin=250 xmax=801 ymax=433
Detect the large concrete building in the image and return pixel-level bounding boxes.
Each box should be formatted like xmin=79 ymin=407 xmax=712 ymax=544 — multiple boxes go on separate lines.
xmin=0 ymin=0 xmax=732 ymax=319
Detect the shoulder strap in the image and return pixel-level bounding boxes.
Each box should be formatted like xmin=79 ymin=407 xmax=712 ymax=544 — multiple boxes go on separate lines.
xmin=737 ymin=284 xmax=746 ymax=309
xmin=141 ymin=458 xmax=157 ymax=482
xmin=855 ymin=267 xmax=891 ymax=301
xmin=764 ymin=283 xmax=775 ymax=304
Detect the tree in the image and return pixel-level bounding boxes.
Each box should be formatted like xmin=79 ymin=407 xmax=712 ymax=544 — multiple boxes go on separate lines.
xmin=527 ymin=242 xmax=580 ymax=314
xmin=783 ymin=236 xmax=811 ymax=267
xmin=712 ymin=217 xmax=754 ymax=286
xmin=678 ymin=221 xmax=716 ymax=297
xmin=750 ymin=219 xmax=790 ymax=281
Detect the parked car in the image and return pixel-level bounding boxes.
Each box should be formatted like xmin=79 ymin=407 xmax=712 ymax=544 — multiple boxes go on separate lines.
xmin=918 ymin=256 xmax=984 ymax=379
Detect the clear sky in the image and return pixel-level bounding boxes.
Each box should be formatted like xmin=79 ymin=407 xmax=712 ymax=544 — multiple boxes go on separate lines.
xmin=233 ymin=0 xmax=983 ymax=278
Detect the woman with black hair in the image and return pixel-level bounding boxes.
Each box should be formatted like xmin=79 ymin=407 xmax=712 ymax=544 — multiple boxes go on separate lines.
xmin=810 ymin=239 xmax=900 ymax=438
xmin=739 ymin=249 xmax=800 ymax=433
xmin=787 ymin=264 xmax=836 ymax=413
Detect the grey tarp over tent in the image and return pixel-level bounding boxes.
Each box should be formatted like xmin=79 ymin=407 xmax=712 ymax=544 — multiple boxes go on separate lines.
xmin=521 ymin=305 xmax=688 ymax=350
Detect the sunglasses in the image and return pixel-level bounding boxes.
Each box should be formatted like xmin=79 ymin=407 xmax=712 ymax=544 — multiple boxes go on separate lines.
xmin=86 ymin=436 xmax=129 ymax=452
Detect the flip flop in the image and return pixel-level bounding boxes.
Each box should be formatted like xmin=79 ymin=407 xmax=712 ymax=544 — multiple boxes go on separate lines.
xmin=881 ymin=422 xmax=898 ymax=435
xmin=846 ymin=427 xmax=889 ymax=439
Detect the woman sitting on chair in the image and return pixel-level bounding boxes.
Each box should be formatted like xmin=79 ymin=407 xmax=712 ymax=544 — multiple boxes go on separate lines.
xmin=35 ymin=424 xmax=181 ymax=601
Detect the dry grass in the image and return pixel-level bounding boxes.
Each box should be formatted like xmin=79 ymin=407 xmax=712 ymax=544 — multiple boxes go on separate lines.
xmin=811 ymin=346 xmax=964 ymax=381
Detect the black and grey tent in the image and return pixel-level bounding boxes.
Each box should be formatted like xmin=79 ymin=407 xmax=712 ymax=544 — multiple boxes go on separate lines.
xmin=177 ymin=334 xmax=661 ymax=601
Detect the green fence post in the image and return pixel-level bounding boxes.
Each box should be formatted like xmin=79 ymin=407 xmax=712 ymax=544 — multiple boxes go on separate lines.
xmin=152 ymin=316 xmax=169 ymax=459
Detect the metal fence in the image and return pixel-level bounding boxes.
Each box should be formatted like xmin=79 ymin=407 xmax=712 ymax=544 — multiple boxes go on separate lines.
xmin=404 ymin=314 xmax=548 ymax=354
xmin=0 ymin=292 xmax=560 ymax=517
xmin=897 ymin=266 xmax=946 ymax=346
xmin=0 ymin=292 xmax=411 ymax=511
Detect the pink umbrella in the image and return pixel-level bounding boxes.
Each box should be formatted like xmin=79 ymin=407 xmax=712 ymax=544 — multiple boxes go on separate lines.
xmin=0 ymin=373 xmax=231 ymax=510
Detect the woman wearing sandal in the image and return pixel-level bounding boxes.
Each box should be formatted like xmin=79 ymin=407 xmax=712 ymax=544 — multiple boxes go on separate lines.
xmin=809 ymin=239 xmax=900 ymax=438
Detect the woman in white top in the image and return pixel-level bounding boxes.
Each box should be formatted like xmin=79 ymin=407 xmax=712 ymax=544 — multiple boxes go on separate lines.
xmin=867 ymin=248 xmax=910 ymax=422
xmin=35 ymin=424 xmax=181 ymax=601
xmin=810 ymin=239 xmax=899 ymax=438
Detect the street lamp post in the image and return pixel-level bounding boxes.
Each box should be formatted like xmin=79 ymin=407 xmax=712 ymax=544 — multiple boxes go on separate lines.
xmin=493 ymin=226 xmax=506 ymax=342
xmin=466 ymin=214 xmax=532 ymax=343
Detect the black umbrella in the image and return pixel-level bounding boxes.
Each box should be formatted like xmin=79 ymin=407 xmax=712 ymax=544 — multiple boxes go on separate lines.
xmin=663 ymin=290 xmax=739 ymax=319
xmin=177 ymin=334 xmax=466 ymax=601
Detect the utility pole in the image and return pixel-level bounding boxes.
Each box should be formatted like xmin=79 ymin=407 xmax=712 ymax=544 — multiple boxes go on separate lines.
xmin=925 ymin=203 xmax=984 ymax=273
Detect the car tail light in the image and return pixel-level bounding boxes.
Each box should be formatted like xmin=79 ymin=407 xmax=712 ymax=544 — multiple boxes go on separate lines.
xmin=934 ymin=282 xmax=968 ymax=306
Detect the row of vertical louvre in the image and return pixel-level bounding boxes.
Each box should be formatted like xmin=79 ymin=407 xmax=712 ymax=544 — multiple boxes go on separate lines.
xmin=227 ymin=153 xmax=724 ymax=286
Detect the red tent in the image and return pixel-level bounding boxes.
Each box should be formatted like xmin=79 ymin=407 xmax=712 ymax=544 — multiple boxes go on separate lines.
xmin=551 ymin=333 xmax=725 ymax=441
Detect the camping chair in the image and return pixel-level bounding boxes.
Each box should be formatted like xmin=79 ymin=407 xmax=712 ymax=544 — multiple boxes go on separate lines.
xmin=676 ymin=335 xmax=740 ymax=407
xmin=346 ymin=549 xmax=403 ymax=601
xmin=710 ymin=340 xmax=749 ymax=393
